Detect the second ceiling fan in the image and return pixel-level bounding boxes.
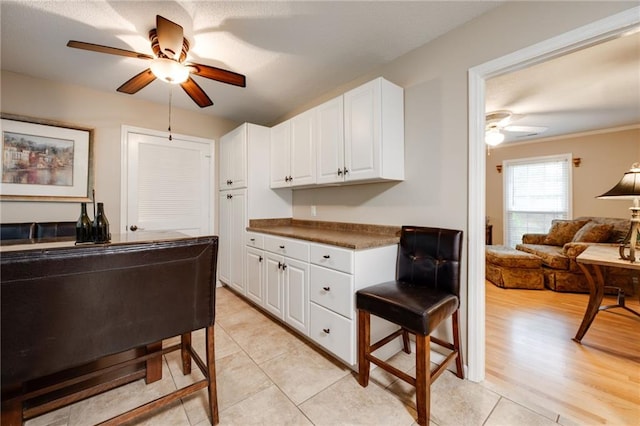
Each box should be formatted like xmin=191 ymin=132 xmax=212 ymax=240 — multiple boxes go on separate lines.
xmin=67 ymin=15 xmax=246 ymax=108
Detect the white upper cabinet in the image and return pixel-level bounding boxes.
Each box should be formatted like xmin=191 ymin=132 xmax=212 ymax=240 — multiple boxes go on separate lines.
xmin=315 ymin=96 xmax=345 ymax=185
xmin=219 ymin=124 xmax=248 ymax=190
xmin=270 ymin=120 xmax=291 ymax=188
xmin=343 ymin=77 xmax=404 ymax=183
xmin=270 ymin=109 xmax=316 ymax=188
xmin=272 ymin=77 xmax=404 ymax=189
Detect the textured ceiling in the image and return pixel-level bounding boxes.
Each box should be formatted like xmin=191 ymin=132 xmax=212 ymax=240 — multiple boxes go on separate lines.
xmin=1 ymin=0 xmax=501 ymax=125
xmin=486 ymin=29 xmax=640 ymax=144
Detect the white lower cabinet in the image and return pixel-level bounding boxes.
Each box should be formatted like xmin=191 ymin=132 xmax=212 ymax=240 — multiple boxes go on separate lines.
xmin=245 ymin=246 xmax=265 ymax=306
xmin=244 ymin=233 xmax=397 ymax=368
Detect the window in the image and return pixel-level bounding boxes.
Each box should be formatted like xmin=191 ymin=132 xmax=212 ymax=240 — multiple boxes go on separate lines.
xmin=503 ymin=154 xmax=572 ymax=248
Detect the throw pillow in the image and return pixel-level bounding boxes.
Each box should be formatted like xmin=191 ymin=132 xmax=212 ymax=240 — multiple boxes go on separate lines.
xmin=543 ymin=219 xmax=590 ymax=246
xmin=572 ymin=222 xmax=614 ymax=243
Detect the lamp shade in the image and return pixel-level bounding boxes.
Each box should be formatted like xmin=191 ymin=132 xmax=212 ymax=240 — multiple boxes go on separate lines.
xmin=597 ymin=163 xmax=640 ymax=199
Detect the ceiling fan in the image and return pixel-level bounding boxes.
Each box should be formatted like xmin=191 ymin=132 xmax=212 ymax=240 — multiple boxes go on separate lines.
xmin=485 ymin=110 xmax=547 ymax=146
xmin=67 ymin=15 xmax=246 ymax=108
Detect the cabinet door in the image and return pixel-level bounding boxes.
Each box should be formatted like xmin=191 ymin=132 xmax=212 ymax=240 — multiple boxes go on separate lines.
xmin=316 ymin=96 xmax=345 ymax=185
xmin=246 ymin=247 xmax=264 ymax=306
xmin=344 ymin=78 xmax=380 ymax=182
xmin=219 ymin=124 xmax=247 ymax=190
xmin=217 ymin=192 xmax=231 ymax=285
xmin=270 ymin=120 xmax=291 ymax=188
xmin=284 ymin=258 xmax=309 ymax=335
xmin=290 ymin=109 xmax=316 ymax=187
xmin=264 ymin=253 xmax=285 ymax=319
xmin=228 ymin=190 xmax=247 ymax=293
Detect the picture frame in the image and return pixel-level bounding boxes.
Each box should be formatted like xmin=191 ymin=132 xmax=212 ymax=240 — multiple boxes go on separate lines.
xmin=0 ymin=114 xmax=94 ymax=202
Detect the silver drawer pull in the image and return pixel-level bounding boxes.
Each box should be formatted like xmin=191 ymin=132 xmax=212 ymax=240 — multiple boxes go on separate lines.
xmin=322 ymin=286 xmax=331 ymax=291
xmin=322 ymin=328 xmax=331 ymax=334
xmin=323 ymin=255 xmax=330 ymax=259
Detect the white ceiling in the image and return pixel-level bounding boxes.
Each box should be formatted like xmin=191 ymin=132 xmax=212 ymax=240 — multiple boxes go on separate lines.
xmin=486 ymin=29 xmax=640 ymax=144
xmin=0 ymin=0 xmax=502 ymax=125
xmin=2 ymin=1 xmax=638 ymax=140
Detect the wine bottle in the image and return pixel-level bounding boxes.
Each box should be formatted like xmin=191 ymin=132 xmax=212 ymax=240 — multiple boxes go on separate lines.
xmin=93 ymin=202 xmax=111 ymax=243
xmin=75 ymin=202 xmax=92 ymax=243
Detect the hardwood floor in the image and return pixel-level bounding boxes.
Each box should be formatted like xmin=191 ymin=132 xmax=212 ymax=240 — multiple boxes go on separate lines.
xmin=484 ymin=281 xmax=640 ymax=425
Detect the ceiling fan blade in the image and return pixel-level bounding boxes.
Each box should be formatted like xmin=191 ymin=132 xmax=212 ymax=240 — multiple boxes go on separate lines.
xmin=156 ymin=15 xmax=183 ymax=59
xmin=117 ymin=69 xmax=156 ymax=94
xmin=504 ymin=125 xmax=548 ymax=133
xmin=181 ymin=77 xmax=213 ymax=108
xmin=67 ymin=40 xmax=153 ymax=60
xmin=189 ymin=63 xmax=246 ymax=87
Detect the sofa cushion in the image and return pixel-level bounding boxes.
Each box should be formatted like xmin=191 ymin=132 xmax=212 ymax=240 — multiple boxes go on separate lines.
xmin=486 ymin=245 xmax=542 ymax=269
xmin=572 ymin=222 xmax=614 ymax=243
xmin=575 ymin=216 xmax=629 ymax=243
xmin=516 ymin=244 xmax=569 ymax=270
xmin=543 ymin=219 xmax=590 ymax=246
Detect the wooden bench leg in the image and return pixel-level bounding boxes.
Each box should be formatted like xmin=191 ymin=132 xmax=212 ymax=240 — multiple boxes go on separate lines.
xmin=206 ymin=325 xmax=219 ymax=425
xmin=181 ymin=333 xmax=192 ymax=375
xmin=145 ymin=342 xmax=163 ymax=384
xmin=1 ymin=399 xmax=22 ymax=426
xmin=415 ymin=334 xmax=431 ymax=426
xmin=357 ymin=309 xmax=371 ymax=387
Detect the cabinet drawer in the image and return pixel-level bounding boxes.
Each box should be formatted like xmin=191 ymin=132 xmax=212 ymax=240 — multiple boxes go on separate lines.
xmin=245 ymin=232 xmax=264 ymax=249
xmin=310 ymin=243 xmax=354 ymax=273
xmin=264 ymin=236 xmax=309 ymax=262
xmin=309 ymin=302 xmax=354 ymax=365
xmin=310 ymin=265 xmax=353 ymax=319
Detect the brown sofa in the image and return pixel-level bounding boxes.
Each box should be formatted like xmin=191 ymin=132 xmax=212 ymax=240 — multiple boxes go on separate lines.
xmin=516 ymin=216 xmax=638 ymax=293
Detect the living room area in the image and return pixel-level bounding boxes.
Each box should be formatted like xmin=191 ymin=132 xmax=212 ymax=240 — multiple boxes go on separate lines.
xmin=481 ymin=27 xmax=639 ymax=424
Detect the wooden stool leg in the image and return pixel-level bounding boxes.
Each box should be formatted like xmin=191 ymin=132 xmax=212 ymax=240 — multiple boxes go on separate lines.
xmin=402 ymin=329 xmax=411 ymax=354
xmin=452 ymin=310 xmax=464 ymax=379
xmin=415 ymin=334 xmax=431 ymax=426
xmin=206 ymin=325 xmax=219 ymax=425
xmin=357 ymin=309 xmax=371 ymax=387
xmin=181 ymin=332 xmax=192 ymax=375
xmin=145 ymin=341 xmax=162 ymax=384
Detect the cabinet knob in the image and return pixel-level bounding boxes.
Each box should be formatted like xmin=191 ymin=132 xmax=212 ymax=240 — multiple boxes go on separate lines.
xmin=227 ymin=194 xmax=233 ymax=199
xmin=285 ymin=176 xmax=290 ymax=182
xmin=278 ymin=261 xmax=282 ymax=269
xmin=322 ymin=328 xmax=331 ymax=334
xmin=323 ymin=255 xmax=330 ymax=259
xmin=337 ymin=168 xmax=343 ymax=176
xmin=289 ymin=175 xmax=293 ymax=182
xmin=343 ymin=168 xmax=349 ymax=175
xmin=258 ymin=256 xmax=263 ymax=262
xmin=282 ymin=263 xmax=287 ymax=270
xmin=279 ymin=245 xmax=285 ymax=249
xmin=129 ymin=225 xmax=138 ymax=231
xmin=322 ymin=286 xmax=330 ymax=292
xmin=250 ymin=238 xmax=256 ymax=242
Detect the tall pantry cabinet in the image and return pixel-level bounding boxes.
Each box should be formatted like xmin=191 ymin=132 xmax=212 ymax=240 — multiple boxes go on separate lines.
xmin=218 ymin=123 xmax=292 ymax=291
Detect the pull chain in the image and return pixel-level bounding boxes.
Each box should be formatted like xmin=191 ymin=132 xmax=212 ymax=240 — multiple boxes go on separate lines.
xmin=168 ymin=87 xmax=173 ymax=141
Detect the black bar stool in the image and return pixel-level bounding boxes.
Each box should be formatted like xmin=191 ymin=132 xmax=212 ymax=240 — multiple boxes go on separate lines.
xmin=356 ymin=226 xmax=464 ymax=426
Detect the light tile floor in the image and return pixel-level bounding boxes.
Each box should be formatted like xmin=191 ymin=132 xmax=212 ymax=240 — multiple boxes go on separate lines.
xmin=27 ymin=287 xmax=572 ymax=426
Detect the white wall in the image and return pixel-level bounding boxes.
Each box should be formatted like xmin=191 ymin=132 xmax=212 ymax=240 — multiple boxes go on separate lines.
xmin=0 ymin=71 xmax=238 ymax=232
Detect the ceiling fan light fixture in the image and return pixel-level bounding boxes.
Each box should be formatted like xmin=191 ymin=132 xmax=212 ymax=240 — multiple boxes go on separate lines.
xmin=150 ymin=57 xmax=189 ymax=84
xmin=485 ymin=127 xmax=505 ymax=146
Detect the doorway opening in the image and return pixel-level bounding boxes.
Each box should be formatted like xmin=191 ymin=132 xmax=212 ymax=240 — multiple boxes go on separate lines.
xmin=466 ymin=6 xmax=640 ymax=382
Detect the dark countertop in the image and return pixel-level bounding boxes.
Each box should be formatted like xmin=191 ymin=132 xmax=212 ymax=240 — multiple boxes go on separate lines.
xmin=247 ymin=218 xmax=400 ymax=249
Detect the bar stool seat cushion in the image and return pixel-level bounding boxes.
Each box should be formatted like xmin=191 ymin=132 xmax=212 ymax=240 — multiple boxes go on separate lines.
xmin=356 ymin=281 xmax=459 ymax=336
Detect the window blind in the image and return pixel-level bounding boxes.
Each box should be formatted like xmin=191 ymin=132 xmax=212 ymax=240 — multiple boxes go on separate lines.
xmin=504 ymin=154 xmax=571 ymax=248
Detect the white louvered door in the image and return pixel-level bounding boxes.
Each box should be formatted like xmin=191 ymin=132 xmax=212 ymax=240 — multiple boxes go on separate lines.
xmin=125 ymin=129 xmax=213 ymax=236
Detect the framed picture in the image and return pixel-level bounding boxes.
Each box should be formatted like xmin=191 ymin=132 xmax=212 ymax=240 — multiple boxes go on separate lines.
xmin=0 ymin=115 xmax=93 ymax=202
